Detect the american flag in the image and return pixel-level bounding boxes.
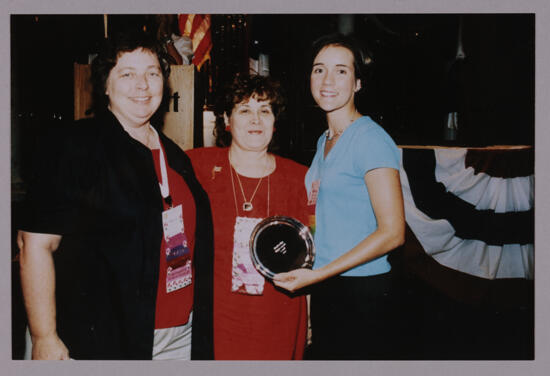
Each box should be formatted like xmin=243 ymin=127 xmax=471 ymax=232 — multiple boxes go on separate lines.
xmin=178 ymin=14 xmax=212 ymax=70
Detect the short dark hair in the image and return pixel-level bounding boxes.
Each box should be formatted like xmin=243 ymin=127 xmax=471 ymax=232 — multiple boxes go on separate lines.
xmin=90 ymin=31 xmax=171 ymax=116
xmin=308 ymin=33 xmax=373 ymax=90
xmin=214 ymin=74 xmax=286 ymax=147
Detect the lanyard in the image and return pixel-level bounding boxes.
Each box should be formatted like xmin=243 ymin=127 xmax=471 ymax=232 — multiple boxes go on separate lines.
xmin=150 ymin=126 xmax=173 ymax=207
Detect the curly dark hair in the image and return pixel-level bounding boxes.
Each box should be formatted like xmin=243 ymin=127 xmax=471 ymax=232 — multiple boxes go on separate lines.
xmin=214 ymin=74 xmax=286 ymax=147
xmin=90 ymin=30 xmax=171 ymax=120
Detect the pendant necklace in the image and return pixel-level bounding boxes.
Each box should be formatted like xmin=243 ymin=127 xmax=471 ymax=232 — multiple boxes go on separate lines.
xmin=326 ymin=109 xmax=360 ymax=141
xmin=229 ymin=153 xmax=271 ymax=214
xmin=325 ymin=128 xmax=344 ymax=141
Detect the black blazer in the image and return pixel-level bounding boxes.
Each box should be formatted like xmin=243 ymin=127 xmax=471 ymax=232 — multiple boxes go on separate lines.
xmin=20 ymin=111 xmax=214 ymax=360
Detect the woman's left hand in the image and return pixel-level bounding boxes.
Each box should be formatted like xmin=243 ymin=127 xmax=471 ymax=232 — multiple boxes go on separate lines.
xmin=273 ymin=268 xmax=320 ymax=292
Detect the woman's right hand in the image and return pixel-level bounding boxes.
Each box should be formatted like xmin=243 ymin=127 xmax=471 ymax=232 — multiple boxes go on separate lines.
xmin=31 ymin=333 xmax=70 ymax=360
xmin=273 ymin=268 xmax=321 ymax=293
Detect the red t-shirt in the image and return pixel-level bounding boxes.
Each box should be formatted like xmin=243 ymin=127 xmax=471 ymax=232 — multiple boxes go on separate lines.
xmin=152 ymin=146 xmax=196 ymax=329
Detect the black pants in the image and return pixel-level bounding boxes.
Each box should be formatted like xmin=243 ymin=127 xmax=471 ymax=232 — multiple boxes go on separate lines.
xmin=309 ymin=272 xmax=403 ymax=360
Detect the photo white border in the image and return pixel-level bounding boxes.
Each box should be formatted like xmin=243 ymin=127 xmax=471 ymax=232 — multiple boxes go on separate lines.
xmin=2 ymin=1 xmax=548 ymax=375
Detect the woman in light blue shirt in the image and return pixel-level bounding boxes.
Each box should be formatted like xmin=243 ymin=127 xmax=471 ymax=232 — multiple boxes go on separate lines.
xmin=274 ymin=33 xmax=405 ymax=359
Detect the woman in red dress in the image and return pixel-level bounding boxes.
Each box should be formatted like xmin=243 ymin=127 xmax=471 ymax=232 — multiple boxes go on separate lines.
xmin=187 ymin=74 xmax=310 ymax=360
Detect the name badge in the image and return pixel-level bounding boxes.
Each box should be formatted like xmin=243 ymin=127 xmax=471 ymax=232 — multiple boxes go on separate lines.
xmin=231 ymin=216 xmax=265 ymax=295
xmin=162 ymin=204 xmax=192 ymax=293
xmin=307 ymin=180 xmax=320 ymax=206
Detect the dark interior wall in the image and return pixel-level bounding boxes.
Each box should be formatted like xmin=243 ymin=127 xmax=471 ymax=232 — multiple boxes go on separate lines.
xmin=222 ymin=14 xmax=534 ymax=163
xmin=10 ymin=13 xmax=535 ymax=178
xmin=355 ymin=14 xmax=462 ymax=146
xmin=11 ymin=15 xmax=102 ymax=117
xmin=460 ymin=14 xmax=535 ymax=146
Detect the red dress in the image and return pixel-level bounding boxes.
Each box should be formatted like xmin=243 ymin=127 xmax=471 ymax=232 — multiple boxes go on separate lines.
xmin=187 ymin=147 xmax=310 ymax=360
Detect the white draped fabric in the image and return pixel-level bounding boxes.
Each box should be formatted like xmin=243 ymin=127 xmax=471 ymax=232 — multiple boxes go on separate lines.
xmin=399 ymin=148 xmax=534 ymax=280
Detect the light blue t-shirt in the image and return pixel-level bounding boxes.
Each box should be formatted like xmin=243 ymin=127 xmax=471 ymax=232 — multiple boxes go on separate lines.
xmin=305 ymin=116 xmax=400 ymax=276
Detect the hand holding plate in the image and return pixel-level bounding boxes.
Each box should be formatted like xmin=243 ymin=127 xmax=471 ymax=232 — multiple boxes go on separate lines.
xmin=273 ymin=268 xmax=320 ymax=292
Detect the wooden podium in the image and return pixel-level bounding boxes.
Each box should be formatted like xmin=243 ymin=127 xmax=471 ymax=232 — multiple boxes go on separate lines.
xmin=74 ymin=64 xmax=196 ymax=150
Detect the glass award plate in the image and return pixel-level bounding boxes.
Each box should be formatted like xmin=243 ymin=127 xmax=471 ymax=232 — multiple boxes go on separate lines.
xmin=250 ymin=216 xmax=315 ymax=280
